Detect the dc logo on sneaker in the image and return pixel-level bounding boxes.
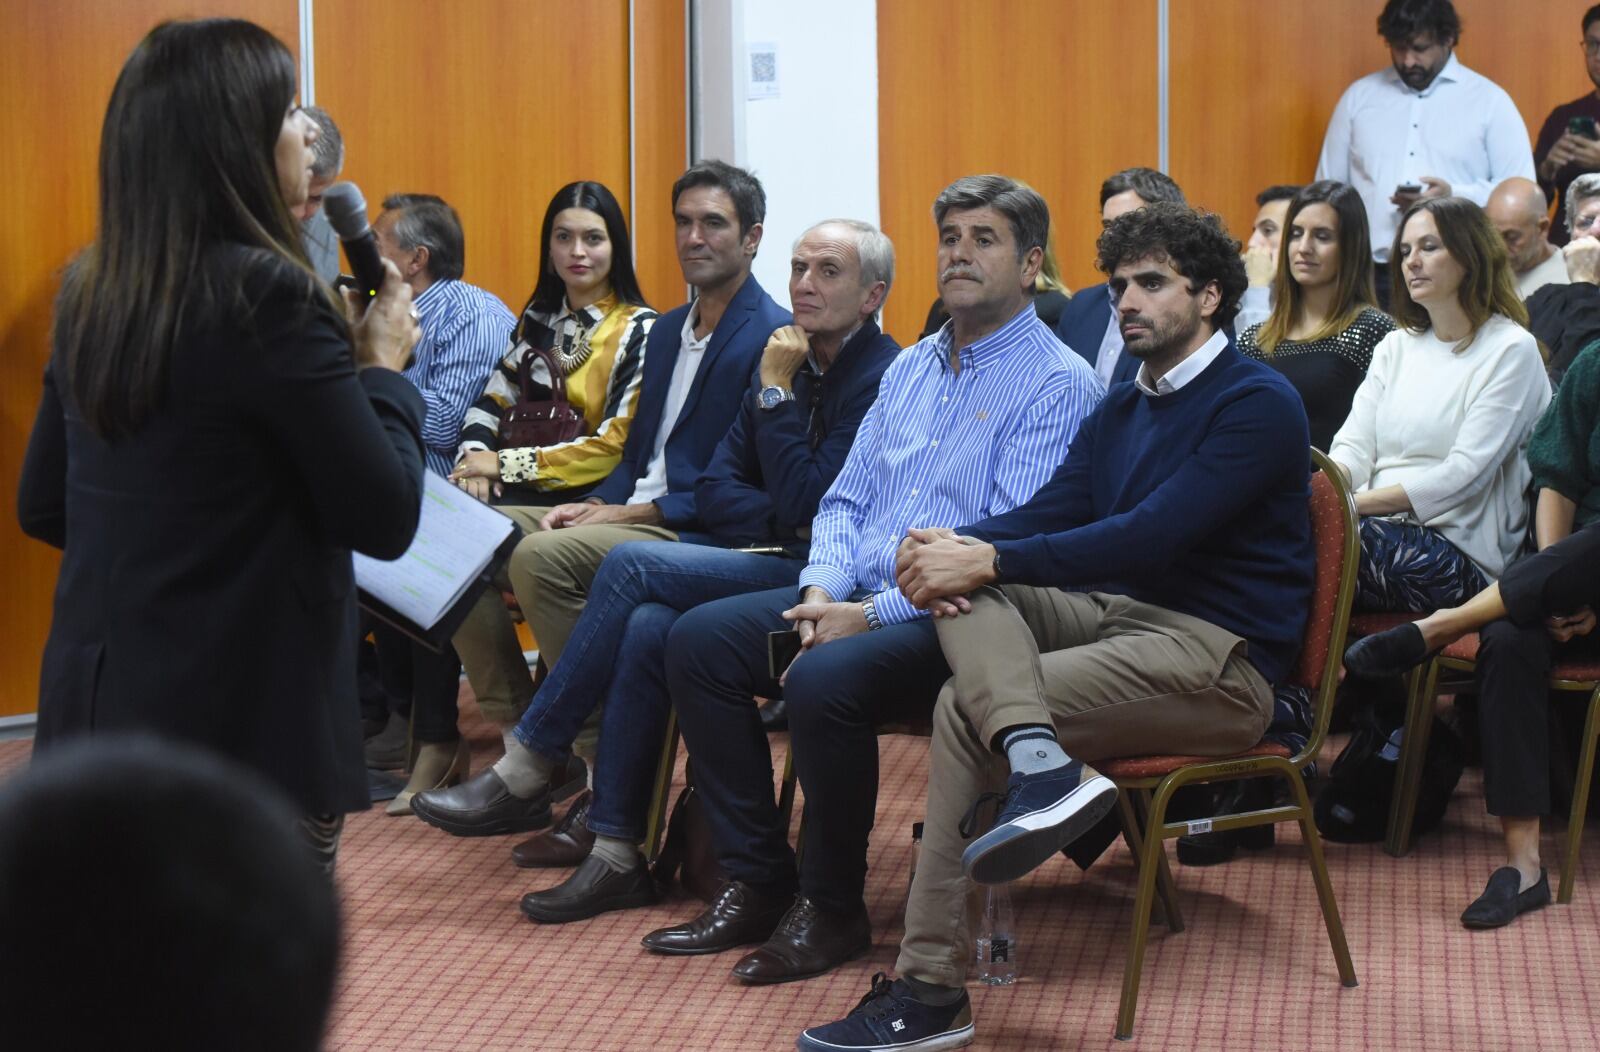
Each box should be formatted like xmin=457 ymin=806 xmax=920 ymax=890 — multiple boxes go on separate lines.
xmin=891 ymin=1020 xmax=906 ymax=1033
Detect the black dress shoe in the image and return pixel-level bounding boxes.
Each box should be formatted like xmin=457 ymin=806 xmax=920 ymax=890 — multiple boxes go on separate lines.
xmin=640 ymin=880 xmax=793 ymax=955
xmin=511 ymin=790 xmax=595 ymax=868
xmin=1461 ymin=867 xmax=1551 ymax=929
xmin=1344 ymin=622 xmax=1431 ymax=679
xmin=520 ymin=853 xmax=660 ymax=924
xmin=731 ymin=896 xmax=871 ymax=984
xmin=758 ymin=696 xmax=788 ymax=732
xmin=410 ymin=768 xmax=551 ymax=837
xmin=1175 ymin=779 xmax=1278 ymax=867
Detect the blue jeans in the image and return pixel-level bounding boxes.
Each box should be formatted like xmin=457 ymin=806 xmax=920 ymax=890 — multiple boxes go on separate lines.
xmin=512 ymin=541 xmax=804 ymax=841
xmin=667 ymin=587 xmax=948 ymax=914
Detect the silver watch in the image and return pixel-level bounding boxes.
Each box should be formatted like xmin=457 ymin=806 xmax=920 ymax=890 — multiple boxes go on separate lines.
xmin=757 ymin=385 xmax=795 ymax=411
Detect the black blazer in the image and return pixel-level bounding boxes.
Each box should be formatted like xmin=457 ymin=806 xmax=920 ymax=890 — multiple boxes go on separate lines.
xmin=17 ymin=248 xmax=426 ymax=816
xmin=694 ymin=322 xmax=900 ymax=550
xmin=588 ymin=273 xmax=789 ymax=527
xmin=1053 ymin=283 xmax=1140 ymax=386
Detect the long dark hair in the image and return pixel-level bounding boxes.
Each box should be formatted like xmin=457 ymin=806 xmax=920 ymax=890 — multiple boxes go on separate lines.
xmin=522 ymin=181 xmax=646 ymax=321
xmin=1256 ymin=180 xmax=1377 ymax=354
xmin=54 ymin=19 xmax=326 ymax=440
xmin=1389 ymin=197 xmax=1527 ymax=351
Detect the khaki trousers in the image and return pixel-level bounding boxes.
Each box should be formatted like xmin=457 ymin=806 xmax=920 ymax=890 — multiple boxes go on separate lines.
xmin=450 ymin=505 xmax=675 ymax=728
xmin=895 ymin=585 xmax=1274 ymax=986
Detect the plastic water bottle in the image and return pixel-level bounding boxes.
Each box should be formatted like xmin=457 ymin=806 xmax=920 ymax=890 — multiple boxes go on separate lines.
xmin=975 ymin=883 xmax=1018 ymax=985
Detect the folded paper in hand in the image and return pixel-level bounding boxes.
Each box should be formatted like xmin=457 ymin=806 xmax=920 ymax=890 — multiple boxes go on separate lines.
xmin=354 ymin=472 xmax=515 ymax=638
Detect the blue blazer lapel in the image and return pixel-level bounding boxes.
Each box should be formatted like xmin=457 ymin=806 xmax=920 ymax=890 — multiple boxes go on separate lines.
xmin=667 ymin=275 xmax=759 ymax=438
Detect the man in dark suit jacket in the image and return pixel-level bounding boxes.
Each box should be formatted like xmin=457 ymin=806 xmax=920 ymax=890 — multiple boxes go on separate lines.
xmin=1055 ymin=167 xmax=1187 ymax=387
xmin=449 ymin=160 xmax=791 ymax=742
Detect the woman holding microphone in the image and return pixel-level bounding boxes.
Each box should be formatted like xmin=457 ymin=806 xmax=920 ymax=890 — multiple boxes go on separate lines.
xmin=17 ymin=18 xmax=425 ymax=873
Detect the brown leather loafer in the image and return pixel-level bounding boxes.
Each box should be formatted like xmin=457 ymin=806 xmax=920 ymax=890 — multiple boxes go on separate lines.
xmin=520 ymin=853 xmax=659 ymax=924
xmin=731 ymin=896 xmax=871 ymax=984
xmin=410 ymin=768 xmax=551 ymax=837
xmin=640 ymin=880 xmax=793 ymax=956
xmin=512 ymin=790 xmax=596 ymax=868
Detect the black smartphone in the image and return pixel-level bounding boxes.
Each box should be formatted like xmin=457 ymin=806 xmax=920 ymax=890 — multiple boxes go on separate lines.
xmin=1395 ymin=182 xmax=1422 ymax=195
xmin=1569 ymin=115 xmax=1599 ymax=139
xmin=767 ymin=629 xmax=802 ymax=679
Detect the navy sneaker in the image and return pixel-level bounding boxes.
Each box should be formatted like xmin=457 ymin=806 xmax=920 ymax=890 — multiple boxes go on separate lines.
xmin=796 ymin=973 xmax=974 ymax=1052
xmin=961 ymin=767 xmax=1118 ymax=885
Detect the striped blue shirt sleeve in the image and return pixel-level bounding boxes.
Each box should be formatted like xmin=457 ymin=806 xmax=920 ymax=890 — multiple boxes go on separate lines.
xmin=410 ymin=300 xmax=515 ymax=463
xmin=796 ymin=382 xmax=888 ymax=603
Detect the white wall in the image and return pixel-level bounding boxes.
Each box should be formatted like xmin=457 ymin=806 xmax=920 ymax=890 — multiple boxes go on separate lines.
xmin=693 ymin=0 xmax=881 ymax=308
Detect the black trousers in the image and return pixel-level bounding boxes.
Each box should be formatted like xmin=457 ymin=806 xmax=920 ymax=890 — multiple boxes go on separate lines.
xmin=667 ymin=587 xmax=949 ymax=915
xmin=371 ymin=623 xmax=463 ymax=744
xmin=1477 ymin=521 xmax=1600 ymax=816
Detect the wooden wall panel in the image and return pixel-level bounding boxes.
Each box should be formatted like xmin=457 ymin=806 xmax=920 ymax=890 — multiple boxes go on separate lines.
xmin=315 ymin=0 xmax=636 ymax=318
xmin=876 ymin=0 xmax=1161 ymax=346
xmin=0 ymin=1 xmax=299 ymax=719
xmin=632 ymin=0 xmax=691 ymax=309
xmin=1171 ymin=0 xmax=1593 ymax=251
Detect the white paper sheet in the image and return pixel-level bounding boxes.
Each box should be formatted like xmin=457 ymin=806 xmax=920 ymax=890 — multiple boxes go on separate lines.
xmin=353 ymin=472 xmax=516 ymax=630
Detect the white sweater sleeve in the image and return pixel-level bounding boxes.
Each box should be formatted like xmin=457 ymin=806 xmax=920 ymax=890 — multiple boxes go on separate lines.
xmin=1402 ymin=329 xmax=1551 ymax=524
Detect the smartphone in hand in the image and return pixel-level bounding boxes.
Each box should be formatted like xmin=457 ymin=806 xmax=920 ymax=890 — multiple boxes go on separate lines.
xmin=1569 ymin=115 xmax=1599 ymax=140
xmin=767 ymin=629 xmax=803 ymax=680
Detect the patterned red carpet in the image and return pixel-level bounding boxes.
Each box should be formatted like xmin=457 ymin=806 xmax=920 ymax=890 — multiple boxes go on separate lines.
xmin=2 ymin=691 xmax=1596 ymax=1051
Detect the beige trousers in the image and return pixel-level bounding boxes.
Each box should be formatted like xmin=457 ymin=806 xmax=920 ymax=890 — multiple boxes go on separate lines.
xmin=895 ymin=585 xmax=1274 ymax=986
xmin=450 ymin=505 xmax=675 ymax=728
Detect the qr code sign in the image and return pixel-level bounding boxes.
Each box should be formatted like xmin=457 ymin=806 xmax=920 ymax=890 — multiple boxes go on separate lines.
xmin=750 ymin=50 xmax=776 ymax=84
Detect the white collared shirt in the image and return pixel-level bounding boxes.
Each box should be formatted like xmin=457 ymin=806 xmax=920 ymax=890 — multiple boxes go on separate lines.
xmin=626 ymin=307 xmax=711 ymax=505
xmin=1094 ymin=308 xmax=1125 ymax=386
xmin=1134 ymin=328 xmax=1229 ymax=397
xmin=1316 ymin=53 xmax=1534 ymax=263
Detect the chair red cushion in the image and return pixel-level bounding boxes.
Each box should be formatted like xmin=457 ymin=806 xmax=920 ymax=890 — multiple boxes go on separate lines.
xmin=1289 ymin=473 xmax=1354 ymax=690
xmin=1552 ymin=660 xmax=1600 ymax=682
xmin=1440 ymin=633 xmax=1480 ymax=661
xmin=1098 ymin=741 xmax=1293 ymax=780
xmin=1348 ymin=611 xmax=1427 ymax=636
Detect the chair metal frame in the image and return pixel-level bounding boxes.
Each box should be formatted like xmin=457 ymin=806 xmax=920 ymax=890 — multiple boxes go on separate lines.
xmin=1384 ymin=639 xmax=1600 ymax=903
xmin=1095 ymin=449 xmax=1360 ymax=1039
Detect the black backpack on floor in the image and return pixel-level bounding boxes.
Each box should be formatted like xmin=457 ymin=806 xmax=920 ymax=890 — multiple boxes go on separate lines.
xmin=1314 ymin=703 xmax=1465 ymax=843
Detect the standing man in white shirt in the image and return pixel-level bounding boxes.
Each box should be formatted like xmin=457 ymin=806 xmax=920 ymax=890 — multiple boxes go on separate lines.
xmin=1316 ymin=0 xmax=1534 ymax=309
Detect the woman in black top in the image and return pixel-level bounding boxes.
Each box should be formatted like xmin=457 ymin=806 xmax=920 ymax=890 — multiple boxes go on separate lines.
xmin=16 ymin=19 xmax=425 ymax=872
xmin=1238 ymin=180 xmax=1395 ymax=450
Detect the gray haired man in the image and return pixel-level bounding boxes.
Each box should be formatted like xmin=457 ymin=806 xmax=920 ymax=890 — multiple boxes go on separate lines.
xmin=297 ymin=105 xmax=345 ymax=283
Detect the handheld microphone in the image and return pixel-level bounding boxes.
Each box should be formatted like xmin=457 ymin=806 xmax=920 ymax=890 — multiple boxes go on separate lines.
xmin=322 ymin=181 xmax=385 ymax=310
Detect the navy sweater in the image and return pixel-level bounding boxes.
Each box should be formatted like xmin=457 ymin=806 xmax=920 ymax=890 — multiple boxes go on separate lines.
xmin=965 ymin=343 xmax=1314 ymax=685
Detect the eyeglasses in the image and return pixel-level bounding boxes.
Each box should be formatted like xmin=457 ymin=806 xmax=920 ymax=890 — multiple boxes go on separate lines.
xmin=1584 ymin=39 xmax=1600 ymax=55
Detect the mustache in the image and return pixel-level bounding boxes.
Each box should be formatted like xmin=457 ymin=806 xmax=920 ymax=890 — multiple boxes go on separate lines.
xmin=941 ymin=266 xmax=979 ymax=283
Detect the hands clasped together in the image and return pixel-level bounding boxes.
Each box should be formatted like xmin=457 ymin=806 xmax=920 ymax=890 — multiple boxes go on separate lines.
xmin=773 ymin=526 xmax=999 ymax=683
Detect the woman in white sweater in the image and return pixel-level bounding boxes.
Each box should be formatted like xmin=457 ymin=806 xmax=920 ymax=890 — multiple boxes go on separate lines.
xmin=1329 ymin=197 xmax=1551 ymax=612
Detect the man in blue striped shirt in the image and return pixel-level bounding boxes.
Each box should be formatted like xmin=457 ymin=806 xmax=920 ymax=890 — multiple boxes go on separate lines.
xmin=373 ymin=193 xmax=515 ymax=477
xmin=643 ymin=176 xmax=1104 ymax=985
xmin=365 ymin=193 xmax=513 ymax=798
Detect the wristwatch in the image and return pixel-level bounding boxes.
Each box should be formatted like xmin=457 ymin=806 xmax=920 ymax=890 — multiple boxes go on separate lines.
xmin=757 ymin=385 xmax=795 ymax=411
xmin=991 ymin=548 xmax=1003 ymax=582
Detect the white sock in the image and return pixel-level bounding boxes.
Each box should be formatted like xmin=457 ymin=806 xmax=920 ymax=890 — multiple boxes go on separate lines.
xmin=491 ymin=737 xmax=554 ymax=798
xmin=590 ymin=834 xmax=639 ymax=873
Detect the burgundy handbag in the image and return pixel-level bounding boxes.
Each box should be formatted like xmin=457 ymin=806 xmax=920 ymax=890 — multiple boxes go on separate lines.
xmin=499 ymin=345 xmax=586 ymax=449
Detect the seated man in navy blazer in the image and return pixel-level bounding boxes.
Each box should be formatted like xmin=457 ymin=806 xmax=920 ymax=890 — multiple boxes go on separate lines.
xmin=445 ymin=160 xmax=791 ymax=749
xmin=1055 ymin=167 xmax=1186 ymax=386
